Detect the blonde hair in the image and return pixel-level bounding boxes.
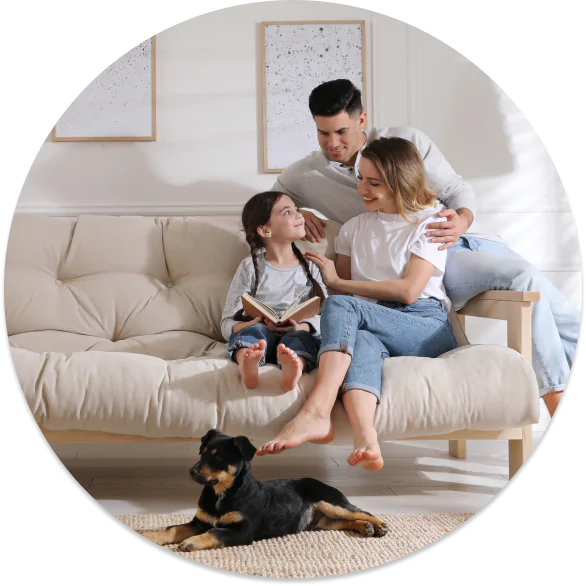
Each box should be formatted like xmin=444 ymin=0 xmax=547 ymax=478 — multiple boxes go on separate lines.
xmin=361 ymin=137 xmax=436 ymax=223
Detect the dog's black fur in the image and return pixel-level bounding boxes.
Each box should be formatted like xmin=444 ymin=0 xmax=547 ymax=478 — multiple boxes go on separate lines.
xmin=140 ymin=429 xmax=388 ymax=551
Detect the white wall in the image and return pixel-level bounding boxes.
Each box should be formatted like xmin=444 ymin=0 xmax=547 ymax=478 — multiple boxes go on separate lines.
xmin=17 ymin=0 xmax=581 ymax=311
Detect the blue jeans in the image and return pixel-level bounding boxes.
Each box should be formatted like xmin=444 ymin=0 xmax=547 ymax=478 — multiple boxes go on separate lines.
xmin=445 ymin=237 xmax=581 ymax=397
xmin=317 ymin=296 xmax=458 ymax=401
xmin=227 ymin=323 xmax=321 ymax=372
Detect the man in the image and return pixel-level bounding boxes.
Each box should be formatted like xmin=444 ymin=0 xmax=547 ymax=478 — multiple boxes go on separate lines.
xmin=272 ymin=79 xmax=579 ymax=417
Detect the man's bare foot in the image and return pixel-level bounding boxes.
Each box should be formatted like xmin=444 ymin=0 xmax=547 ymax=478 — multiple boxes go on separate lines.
xmin=278 ymin=344 xmax=304 ymax=392
xmin=256 ymin=409 xmax=334 ymax=456
xmin=348 ymin=429 xmax=384 ymax=471
xmin=236 ymin=339 xmax=267 ymax=389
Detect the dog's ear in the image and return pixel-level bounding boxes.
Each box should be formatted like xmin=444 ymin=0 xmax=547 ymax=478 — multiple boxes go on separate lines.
xmin=200 ymin=429 xmax=219 ymax=451
xmin=234 ymin=436 xmax=256 ymax=462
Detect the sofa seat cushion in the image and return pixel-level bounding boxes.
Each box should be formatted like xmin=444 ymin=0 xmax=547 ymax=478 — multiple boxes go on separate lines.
xmin=9 ymin=331 xmax=226 ymax=361
xmin=15 ymin=343 xmax=538 ymax=443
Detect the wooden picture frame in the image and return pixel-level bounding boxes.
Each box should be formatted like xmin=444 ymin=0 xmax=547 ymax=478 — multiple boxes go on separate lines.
xmin=261 ymin=21 xmax=367 ymax=173
xmin=52 ymin=36 xmax=156 ymax=142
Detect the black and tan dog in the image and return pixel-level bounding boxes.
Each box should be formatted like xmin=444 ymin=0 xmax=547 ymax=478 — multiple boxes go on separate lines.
xmin=140 ymin=429 xmax=388 ymax=551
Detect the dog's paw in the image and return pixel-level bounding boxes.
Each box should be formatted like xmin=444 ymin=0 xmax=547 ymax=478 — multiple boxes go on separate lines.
xmin=178 ymin=540 xmax=197 ymax=552
xmin=374 ymin=521 xmax=388 ymax=537
xmin=353 ymin=521 xmax=375 ymax=536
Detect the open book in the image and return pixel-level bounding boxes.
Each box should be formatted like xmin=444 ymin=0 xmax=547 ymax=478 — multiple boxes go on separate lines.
xmin=241 ymin=293 xmax=321 ymax=325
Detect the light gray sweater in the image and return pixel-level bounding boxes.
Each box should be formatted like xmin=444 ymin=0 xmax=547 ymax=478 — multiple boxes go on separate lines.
xmin=273 ymin=126 xmax=500 ymax=241
xmin=221 ymin=254 xmax=328 ymax=341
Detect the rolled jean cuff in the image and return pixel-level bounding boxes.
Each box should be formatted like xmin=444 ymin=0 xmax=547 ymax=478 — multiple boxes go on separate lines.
xmin=539 ymin=385 xmax=565 ymax=398
xmin=277 ymin=350 xmax=318 ymax=373
xmin=340 ymin=382 xmax=381 ymax=403
xmin=228 ymin=341 xmax=266 ymax=366
xmin=317 ymin=343 xmax=353 ymax=362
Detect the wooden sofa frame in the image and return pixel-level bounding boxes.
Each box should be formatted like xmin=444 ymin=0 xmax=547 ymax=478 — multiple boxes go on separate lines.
xmin=41 ymin=290 xmax=539 ymax=479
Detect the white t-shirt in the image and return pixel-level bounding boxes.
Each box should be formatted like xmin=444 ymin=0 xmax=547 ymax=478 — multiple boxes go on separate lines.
xmin=334 ymin=204 xmax=452 ymax=312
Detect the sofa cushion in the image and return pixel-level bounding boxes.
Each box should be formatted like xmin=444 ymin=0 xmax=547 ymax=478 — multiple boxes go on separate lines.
xmin=14 ymin=342 xmax=538 ymax=443
xmin=9 ymin=331 xmax=225 ymax=360
xmin=6 ymin=213 xmax=538 ymax=440
xmin=5 ymin=215 xmax=251 ymax=343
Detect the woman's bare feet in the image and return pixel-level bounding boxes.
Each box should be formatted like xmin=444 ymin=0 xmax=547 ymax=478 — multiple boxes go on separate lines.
xmin=236 ymin=339 xmax=267 ymax=389
xmin=278 ymin=344 xmax=305 ymax=392
xmin=256 ymin=409 xmax=334 ymax=456
xmin=348 ymin=428 xmax=384 ymax=471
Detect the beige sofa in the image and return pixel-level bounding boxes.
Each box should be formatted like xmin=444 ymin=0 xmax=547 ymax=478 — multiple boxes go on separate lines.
xmin=5 ymin=214 xmax=539 ymax=476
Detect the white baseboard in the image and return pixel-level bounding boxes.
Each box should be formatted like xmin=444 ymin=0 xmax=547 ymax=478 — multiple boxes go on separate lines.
xmin=14 ymin=202 xmax=244 ymax=216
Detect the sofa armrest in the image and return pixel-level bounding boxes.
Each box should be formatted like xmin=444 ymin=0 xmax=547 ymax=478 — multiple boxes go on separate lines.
xmin=456 ymin=290 xmax=540 ymax=362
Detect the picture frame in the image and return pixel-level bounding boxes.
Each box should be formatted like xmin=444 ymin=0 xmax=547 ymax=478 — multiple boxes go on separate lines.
xmin=261 ymin=21 xmax=367 ymax=173
xmin=52 ymin=36 xmax=156 ymax=142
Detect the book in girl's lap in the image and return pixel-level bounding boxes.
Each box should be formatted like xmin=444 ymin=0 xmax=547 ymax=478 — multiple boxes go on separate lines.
xmin=221 ymin=192 xmax=327 ymax=392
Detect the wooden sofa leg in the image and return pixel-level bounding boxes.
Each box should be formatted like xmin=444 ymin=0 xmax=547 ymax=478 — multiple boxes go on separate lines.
xmin=508 ymin=425 xmax=533 ymax=478
xmin=449 ymin=440 xmax=466 ymax=459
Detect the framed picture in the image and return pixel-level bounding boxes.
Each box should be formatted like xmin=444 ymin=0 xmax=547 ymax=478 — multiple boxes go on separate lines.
xmin=52 ymin=37 xmax=156 ymax=141
xmin=261 ymin=21 xmax=366 ymax=173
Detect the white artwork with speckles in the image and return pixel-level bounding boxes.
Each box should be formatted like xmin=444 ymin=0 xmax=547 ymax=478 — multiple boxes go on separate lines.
xmin=264 ymin=22 xmax=364 ymax=171
xmin=55 ymin=39 xmax=153 ymax=139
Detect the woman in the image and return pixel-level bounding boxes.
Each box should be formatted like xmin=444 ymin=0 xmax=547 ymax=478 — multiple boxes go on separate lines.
xmin=256 ymin=137 xmax=458 ymax=471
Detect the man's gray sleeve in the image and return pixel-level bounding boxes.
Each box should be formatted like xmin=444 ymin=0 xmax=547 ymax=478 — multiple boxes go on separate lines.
xmin=411 ymin=129 xmax=477 ymax=217
xmin=271 ymin=163 xmax=306 ymax=209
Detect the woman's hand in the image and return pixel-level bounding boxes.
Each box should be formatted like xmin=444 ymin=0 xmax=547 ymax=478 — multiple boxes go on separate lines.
xmin=263 ymin=319 xmax=310 ymax=334
xmin=304 ymin=251 xmax=340 ymax=288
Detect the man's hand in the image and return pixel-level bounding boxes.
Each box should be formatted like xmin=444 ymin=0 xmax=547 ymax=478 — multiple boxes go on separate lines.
xmin=263 ymin=319 xmax=310 ymax=334
xmin=301 ymin=210 xmax=327 ymax=243
xmin=425 ymin=208 xmax=471 ymax=251
xmin=304 ymin=251 xmax=340 ymax=287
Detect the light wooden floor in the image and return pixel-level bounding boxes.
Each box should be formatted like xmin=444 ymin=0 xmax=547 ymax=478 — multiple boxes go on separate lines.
xmin=56 ymin=428 xmax=546 ymax=516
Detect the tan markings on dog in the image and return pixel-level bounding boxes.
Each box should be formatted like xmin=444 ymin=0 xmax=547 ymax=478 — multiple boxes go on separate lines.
xmin=315 ymin=501 xmax=388 ymax=536
xmin=199 ymin=464 xmax=238 ymax=495
xmin=140 ymin=523 xmax=199 ymax=546
xmin=315 ymin=517 xmax=375 ymax=536
xmin=217 ymin=511 xmax=243 ymax=525
xmin=195 ymin=508 xmax=218 ymax=526
xmin=211 ymin=449 xmax=217 ymax=455
xmin=178 ymin=531 xmax=222 ymax=552
xmin=202 ymin=447 xmax=207 ymax=453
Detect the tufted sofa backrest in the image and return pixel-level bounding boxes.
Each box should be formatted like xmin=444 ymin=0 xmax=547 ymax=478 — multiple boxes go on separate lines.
xmin=4 ymin=214 xmax=338 ymax=343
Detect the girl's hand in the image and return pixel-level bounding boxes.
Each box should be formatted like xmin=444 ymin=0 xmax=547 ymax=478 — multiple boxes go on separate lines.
xmin=304 ymin=252 xmax=340 ymax=287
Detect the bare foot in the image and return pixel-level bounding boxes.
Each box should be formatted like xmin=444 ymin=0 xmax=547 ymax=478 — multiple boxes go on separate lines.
xmin=278 ymin=344 xmax=304 ymax=392
xmin=348 ymin=429 xmax=384 ymax=471
xmin=236 ymin=339 xmax=267 ymax=389
xmin=256 ymin=410 xmax=334 ymax=456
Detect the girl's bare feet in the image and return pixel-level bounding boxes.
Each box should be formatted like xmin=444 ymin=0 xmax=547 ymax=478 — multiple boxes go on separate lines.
xmin=256 ymin=409 xmax=334 ymax=456
xmin=348 ymin=428 xmax=384 ymax=471
xmin=277 ymin=344 xmax=304 ymax=391
xmin=236 ymin=339 xmax=267 ymax=389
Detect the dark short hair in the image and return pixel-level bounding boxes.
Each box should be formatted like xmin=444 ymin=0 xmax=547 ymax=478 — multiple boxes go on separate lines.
xmin=308 ymin=79 xmax=363 ymax=118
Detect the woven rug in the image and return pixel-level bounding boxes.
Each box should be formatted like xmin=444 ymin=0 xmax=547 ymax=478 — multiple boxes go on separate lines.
xmin=118 ymin=512 xmax=472 ymax=577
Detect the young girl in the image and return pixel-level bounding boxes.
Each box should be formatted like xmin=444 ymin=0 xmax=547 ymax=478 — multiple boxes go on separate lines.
xmin=257 ymin=137 xmax=458 ymax=470
xmin=221 ymin=191 xmax=327 ymax=392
